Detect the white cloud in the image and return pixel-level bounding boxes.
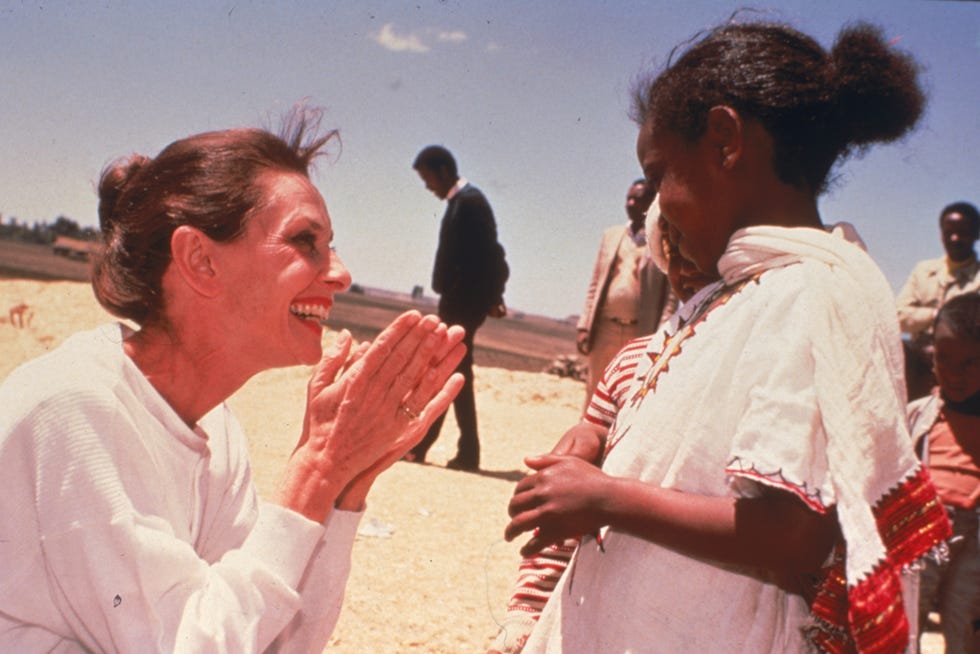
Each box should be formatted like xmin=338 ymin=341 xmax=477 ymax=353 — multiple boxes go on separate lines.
xmin=372 ymin=23 xmax=430 ymax=53
xmin=437 ymin=30 xmax=467 ymax=43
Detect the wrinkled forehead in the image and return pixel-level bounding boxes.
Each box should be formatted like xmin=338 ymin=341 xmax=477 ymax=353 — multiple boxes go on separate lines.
xmin=250 ymin=171 xmax=330 ymax=224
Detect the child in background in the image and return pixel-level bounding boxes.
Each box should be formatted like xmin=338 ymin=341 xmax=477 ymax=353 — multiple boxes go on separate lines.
xmin=909 ymin=292 xmax=980 ymax=654
xmin=487 ymin=209 xmax=717 ymax=654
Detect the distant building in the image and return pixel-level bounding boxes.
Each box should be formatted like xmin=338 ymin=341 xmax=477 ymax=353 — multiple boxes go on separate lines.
xmin=52 ymin=236 xmax=99 ymax=261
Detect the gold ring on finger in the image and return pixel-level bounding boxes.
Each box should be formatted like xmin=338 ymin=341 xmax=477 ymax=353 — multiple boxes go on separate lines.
xmin=399 ymin=404 xmax=420 ymax=421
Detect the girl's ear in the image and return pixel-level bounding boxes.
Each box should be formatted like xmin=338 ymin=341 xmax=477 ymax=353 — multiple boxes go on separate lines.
xmin=705 ymin=105 xmax=743 ymax=170
xmin=169 ymin=225 xmax=221 ymax=298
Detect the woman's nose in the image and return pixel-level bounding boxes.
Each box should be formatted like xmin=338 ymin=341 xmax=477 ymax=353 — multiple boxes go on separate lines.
xmin=324 ymin=251 xmax=352 ymax=291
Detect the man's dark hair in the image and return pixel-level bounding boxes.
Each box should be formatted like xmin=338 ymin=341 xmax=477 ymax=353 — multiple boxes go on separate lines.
xmin=940 ymin=201 xmax=980 ymax=233
xmin=413 ymin=145 xmax=458 ymax=177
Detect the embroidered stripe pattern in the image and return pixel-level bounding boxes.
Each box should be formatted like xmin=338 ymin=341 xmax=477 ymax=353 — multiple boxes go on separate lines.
xmin=807 ymin=467 xmax=952 ymax=653
xmin=628 ymin=275 xmax=756 ymax=410
xmin=584 ymin=336 xmax=654 ymax=429
xmin=505 ymin=539 xmax=578 ymax=618
xmin=725 ymin=456 xmax=828 ymax=513
xmin=604 ymin=276 xmax=759 ymax=458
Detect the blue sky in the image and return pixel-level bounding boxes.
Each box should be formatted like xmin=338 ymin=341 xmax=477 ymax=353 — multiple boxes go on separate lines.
xmin=1 ymin=1 xmax=978 ymax=319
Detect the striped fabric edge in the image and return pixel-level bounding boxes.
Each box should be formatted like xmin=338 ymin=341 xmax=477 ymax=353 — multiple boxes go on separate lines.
xmin=806 ymin=466 xmax=952 ymax=653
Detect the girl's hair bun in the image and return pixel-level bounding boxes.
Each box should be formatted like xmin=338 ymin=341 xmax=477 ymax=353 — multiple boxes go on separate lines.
xmin=828 ymin=23 xmax=925 ymax=147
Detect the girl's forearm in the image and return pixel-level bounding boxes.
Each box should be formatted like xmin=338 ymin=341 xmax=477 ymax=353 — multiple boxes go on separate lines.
xmin=599 ymin=477 xmax=837 ymax=575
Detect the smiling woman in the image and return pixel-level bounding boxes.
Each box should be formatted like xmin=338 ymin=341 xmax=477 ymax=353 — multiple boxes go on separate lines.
xmin=0 ymin=106 xmax=467 ymax=652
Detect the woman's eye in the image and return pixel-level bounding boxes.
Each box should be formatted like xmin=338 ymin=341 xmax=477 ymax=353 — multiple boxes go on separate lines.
xmin=292 ymin=232 xmax=318 ymax=252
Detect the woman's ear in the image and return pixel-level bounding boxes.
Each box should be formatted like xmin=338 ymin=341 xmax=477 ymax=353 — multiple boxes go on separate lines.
xmin=169 ymin=225 xmax=221 ymax=298
xmin=705 ymin=105 xmax=743 ymax=170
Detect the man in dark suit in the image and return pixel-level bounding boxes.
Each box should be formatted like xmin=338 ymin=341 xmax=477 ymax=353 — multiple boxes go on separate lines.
xmin=408 ymin=145 xmax=508 ymax=471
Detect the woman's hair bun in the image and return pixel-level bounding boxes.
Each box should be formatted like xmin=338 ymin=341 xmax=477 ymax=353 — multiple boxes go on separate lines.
xmin=97 ymin=154 xmax=152 ymax=232
xmin=828 ymin=22 xmax=925 ymax=147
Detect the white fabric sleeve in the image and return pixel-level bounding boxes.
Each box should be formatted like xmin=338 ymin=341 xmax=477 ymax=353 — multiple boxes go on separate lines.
xmin=725 ymin=277 xmax=833 ymax=511
xmin=20 ymin=394 xmax=329 ymax=653
xmin=269 ymin=507 xmax=363 ymax=653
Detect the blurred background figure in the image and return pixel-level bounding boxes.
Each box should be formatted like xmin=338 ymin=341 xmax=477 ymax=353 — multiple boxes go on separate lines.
xmin=908 ymin=292 xmax=980 ymax=654
xmin=576 ymin=179 xmax=675 ymax=409
xmin=897 ymin=201 xmax=980 ymax=397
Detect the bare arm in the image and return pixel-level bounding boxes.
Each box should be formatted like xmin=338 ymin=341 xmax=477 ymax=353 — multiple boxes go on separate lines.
xmin=505 ymin=454 xmax=837 ymax=577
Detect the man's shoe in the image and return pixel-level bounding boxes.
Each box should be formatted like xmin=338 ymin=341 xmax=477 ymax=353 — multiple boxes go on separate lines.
xmin=446 ymin=457 xmax=479 ymax=471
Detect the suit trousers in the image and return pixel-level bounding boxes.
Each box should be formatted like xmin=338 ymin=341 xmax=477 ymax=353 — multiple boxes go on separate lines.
xmin=411 ymin=309 xmax=484 ymax=465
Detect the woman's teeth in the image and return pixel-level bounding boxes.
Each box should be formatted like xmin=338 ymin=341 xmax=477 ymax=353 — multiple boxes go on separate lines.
xmin=290 ymin=303 xmax=330 ymax=325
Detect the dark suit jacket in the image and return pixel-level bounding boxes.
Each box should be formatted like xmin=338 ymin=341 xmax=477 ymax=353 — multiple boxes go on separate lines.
xmin=432 ymin=184 xmax=505 ymax=324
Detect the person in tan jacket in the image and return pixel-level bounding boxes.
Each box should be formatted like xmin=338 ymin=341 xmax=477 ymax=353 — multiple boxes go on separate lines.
xmin=576 ymin=179 xmax=676 ymax=406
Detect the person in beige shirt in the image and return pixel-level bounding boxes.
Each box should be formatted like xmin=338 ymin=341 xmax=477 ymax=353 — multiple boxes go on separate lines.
xmin=576 ymin=180 xmax=676 ymax=407
xmin=897 ymin=201 xmax=980 ymax=340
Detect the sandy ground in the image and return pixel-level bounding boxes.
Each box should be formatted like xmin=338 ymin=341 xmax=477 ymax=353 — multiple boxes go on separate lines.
xmin=0 ymin=279 xmax=945 ymax=653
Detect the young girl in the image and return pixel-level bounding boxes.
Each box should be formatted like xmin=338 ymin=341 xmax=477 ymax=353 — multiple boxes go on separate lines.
xmin=505 ymin=21 xmax=950 ymax=653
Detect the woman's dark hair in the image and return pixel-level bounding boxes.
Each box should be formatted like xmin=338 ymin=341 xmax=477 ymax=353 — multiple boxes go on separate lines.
xmin=935 ymin=292 xmax=980 ymax=342
xmin=940 ymin=201 xmax=980 ymax=233
xmin=93 ymin=106 xmax=338 ymax=325
xmin=632 ymin=21 xmax=925 ymax=194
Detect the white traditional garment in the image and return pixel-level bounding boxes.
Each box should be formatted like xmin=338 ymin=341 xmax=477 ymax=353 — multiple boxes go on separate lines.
xmin=0 ymin=323 xmax=362 ymax=653
xmin=522 ymin=225 xmax=949 ymax=653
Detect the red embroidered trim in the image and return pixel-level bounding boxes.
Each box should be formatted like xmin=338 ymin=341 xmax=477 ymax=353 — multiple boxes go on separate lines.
xmin=725 ymin=458 xmax=828 ymax=514
xmin=873 ymin=467 xmax=949 ymax=570
xmin=806 ymin=467 xmax=951 ymax=653
xmin=605 ymin=277 xmax=758 ymax=457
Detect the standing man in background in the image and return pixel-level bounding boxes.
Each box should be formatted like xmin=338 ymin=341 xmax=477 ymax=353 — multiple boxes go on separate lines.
xmin=576 ymin=179 xmax=676 ymax=408
xmin=898 ymin=201 xmax=980 ymax=340
xmin=897 ymin=201 xmax=980 ymax=395
xmin=408 ymin=145 xmax=508 ymax=471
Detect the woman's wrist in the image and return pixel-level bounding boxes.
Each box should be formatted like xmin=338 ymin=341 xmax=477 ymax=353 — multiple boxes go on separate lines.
xmin=278 ymin=458 xmax=349 ymax=523
xmin=334 ymin=472 xmax=377 ymax=511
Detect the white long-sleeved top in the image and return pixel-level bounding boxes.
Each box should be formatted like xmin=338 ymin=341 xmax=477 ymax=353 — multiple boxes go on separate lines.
xmin=0 ymin=323 xmax=362 ymax=653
